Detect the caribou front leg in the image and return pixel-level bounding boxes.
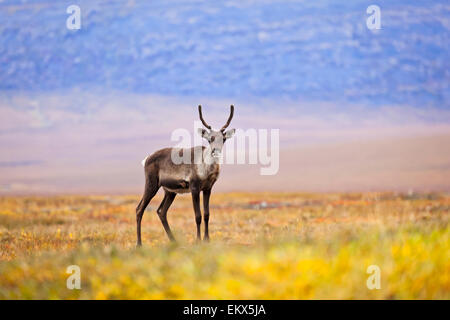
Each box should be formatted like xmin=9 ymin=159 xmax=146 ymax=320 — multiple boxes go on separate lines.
xmin=191 ymin=186 xmax=202 ymax=242
xmin=203 ymin=189 xmax=211 ymax=241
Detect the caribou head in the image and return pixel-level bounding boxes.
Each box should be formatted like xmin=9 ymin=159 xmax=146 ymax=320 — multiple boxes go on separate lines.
xmin=197 ymin=105 xmax=235 ymax=159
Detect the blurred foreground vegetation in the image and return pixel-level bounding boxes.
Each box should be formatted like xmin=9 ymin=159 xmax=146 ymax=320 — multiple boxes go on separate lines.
xmin=0 ymin=192 xmax=448 ymax=299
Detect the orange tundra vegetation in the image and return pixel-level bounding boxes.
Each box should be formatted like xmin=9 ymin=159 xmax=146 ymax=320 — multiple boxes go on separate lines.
xmin=0 ymin=192 xmax=448 ymax=299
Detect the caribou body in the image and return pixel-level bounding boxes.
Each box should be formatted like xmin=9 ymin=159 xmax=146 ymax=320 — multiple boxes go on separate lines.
xmin=136 ymin=105 xmax=235 ymax=246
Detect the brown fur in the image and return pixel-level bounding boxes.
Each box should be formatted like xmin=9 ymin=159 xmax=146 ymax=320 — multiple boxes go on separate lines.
xmin=143 ymin=146 xmax=220 ymax=193
xmin=136 ymin=146 xmax=220 ymax=245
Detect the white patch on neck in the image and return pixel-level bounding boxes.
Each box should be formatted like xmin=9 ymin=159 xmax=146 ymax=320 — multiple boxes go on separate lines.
xmin=197 ymin=146 xmax=218 ymax=178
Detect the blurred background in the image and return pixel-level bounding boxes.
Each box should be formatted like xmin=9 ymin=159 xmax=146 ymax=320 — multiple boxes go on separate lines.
xmin=0 ymin=0 xmax=449 ymax=194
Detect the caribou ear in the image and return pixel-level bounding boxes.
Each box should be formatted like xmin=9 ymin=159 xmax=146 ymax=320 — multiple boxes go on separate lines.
xmin=198 ymin=128 xmax=210 ymax=139
xmin=224 ymin=128 xmax=235 ymax=139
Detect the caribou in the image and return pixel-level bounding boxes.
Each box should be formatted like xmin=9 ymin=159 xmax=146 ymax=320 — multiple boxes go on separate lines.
xmin=136 ymin=105 xmax=235 ymax=246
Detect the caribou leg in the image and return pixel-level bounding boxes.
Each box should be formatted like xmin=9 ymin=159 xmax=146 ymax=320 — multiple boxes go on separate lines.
xmin=157 ymin=191 xmax=177 ymax=242
xmin=191 ymin=187 xmax=202 ymax=241
xmin=136 ymin=174 xmax=159 ymax=247
xmin=203 ymin=189 xmax=211 ymax=241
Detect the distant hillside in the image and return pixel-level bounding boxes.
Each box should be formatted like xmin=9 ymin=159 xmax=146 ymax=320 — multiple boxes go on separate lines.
xmin=1 ymin=0 xmax=449 ymax=108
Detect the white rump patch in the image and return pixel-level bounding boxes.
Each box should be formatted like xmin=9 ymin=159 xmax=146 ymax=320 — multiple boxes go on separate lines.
xmin=141 ymin=156 xmax=148 ymax=167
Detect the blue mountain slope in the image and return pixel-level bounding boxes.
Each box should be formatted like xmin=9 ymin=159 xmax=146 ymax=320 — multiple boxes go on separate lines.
xmin=0 ymin=0 xmax=449 ymax=108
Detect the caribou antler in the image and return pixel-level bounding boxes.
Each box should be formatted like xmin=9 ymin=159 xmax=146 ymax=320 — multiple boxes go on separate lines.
xmin=198 ymin=105 xmax=211 ymax=129
xmin=221 ymin=105 xmax=234 ymax=131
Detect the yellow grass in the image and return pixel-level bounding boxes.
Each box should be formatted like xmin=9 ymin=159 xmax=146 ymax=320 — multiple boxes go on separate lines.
xmin=0 ymin=192 xmax=449 ymax=299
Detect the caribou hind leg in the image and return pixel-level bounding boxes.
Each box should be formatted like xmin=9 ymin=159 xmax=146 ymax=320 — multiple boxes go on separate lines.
xmin=136 ymin=173 xmax=159 ymax=247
